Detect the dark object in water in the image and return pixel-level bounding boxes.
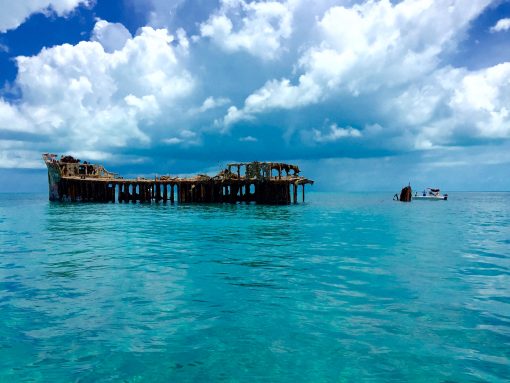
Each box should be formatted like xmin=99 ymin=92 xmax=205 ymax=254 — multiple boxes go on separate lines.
xmin=42 ymin=153 xmax=314 ymax=205
xmin=394 ymin=184 xmax=412 ymax=202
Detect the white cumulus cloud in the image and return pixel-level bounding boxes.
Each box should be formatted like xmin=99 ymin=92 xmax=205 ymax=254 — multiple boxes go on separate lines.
xmin=196 ymin=96 xmax=230 ymax=113
xmin=490 ymin=18 xmax=510 ymax=32
xmin=226 ymin=0 xmax=492 ymax=120
xmin=200 ymin=0 xmax=295 ymax=60
xmin=0 ymin=99 xmax=31 ymax=133
xmin=3 ymin=21 xmax=194 ymax=161
xmin=312 ymin=124 xmax=362 ymax=143
xmin=162 ymin=129 xmax=199 ymax=146
xmin=91 ymin=19 xmax=132 ymax=53
xmin=0 ymin=0 xmax=91 ymax=32
xmin=220 ymin=0 xmax=507 ymax=151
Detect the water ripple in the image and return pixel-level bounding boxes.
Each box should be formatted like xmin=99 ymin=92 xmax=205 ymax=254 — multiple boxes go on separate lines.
xmin=0 ymin=192 xmax=509 ymax=382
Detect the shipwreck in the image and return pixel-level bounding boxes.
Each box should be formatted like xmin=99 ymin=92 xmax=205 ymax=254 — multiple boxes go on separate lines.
xmin=43 ymin=154 xmax=314 ymax=205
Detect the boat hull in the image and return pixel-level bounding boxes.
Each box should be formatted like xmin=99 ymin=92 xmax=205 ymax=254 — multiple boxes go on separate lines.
xmin=414 ymin=195 xmax=447 ymax=201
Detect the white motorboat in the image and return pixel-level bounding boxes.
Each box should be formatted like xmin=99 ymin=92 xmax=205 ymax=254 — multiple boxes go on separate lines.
xmin=414 ymin=188 xmax=448 ymax=201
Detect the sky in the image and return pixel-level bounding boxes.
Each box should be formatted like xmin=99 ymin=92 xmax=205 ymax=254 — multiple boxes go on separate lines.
xmin=0 ymin=0 xmax=510 ymax=192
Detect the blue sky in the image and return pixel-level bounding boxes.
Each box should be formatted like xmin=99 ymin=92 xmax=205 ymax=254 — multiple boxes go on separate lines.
xmin=1 ymin=0 xmax=510 ymax=191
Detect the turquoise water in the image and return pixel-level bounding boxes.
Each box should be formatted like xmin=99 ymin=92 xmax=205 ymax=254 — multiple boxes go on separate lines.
xmin=1 ymin=192 xmax=509 ymax=382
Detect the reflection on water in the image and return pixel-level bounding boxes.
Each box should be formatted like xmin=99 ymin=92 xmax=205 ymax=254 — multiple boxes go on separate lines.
xmin=0 ymin=192 xmax=509 ymax=382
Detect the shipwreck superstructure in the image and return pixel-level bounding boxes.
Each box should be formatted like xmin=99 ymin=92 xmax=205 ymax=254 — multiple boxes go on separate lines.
xmin=43 ymin=154 xmax=314 ymax=205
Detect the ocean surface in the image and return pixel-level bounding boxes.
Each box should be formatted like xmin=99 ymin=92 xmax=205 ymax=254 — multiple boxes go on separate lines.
xmin=0 ymin=192 xmax=509 ymax=382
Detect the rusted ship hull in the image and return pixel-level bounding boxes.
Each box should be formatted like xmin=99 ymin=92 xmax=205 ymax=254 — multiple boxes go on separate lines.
xmin=43 ymin=154 xmax=314 ymax=205
xmin=45 ymin=156 xmax=62 ymax=201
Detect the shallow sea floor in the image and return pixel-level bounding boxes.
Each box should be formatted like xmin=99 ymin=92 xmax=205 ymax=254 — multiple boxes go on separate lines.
xmin=1 ymin=192 xmax=509 ymax=382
